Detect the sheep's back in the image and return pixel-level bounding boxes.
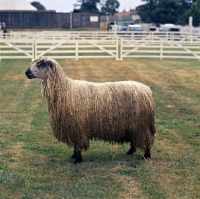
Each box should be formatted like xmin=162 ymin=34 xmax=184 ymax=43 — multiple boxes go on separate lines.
xmin=67 ymin=80 xmax=155 ymax=143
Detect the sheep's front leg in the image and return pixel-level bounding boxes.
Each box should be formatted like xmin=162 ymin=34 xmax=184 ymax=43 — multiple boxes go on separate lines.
xmin=126 ymin=145 xmax=136 ymax=155
xmin=74 ymin=149 xmax=82 ymax=164
xmin=71 ymin=146 xmax=83 ymax=164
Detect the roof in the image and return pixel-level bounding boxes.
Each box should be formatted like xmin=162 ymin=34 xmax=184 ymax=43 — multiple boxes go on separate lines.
xmin=0 ymin=0 xmax=37 ymax=10
xmin=114 ymin=10 xmax=138 ymax=17
xmin=100 ymin=15 xmax=134 ymax=22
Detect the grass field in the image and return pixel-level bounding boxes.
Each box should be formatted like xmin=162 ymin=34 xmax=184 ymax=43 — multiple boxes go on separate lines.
xmin=0 ymin=58 xmax=200 ymax=199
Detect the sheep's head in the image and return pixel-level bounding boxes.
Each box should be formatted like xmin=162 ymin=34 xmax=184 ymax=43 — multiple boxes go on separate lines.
xmin=25 ymin=57 xmax=54 ymax=80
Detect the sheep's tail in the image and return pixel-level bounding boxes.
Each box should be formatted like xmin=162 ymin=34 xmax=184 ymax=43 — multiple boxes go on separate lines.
xmin=149 ymin=103 xmax=156 ymax=147
xmin=150 ymin=95 xmax=156 ymax=137
xmin=150 ymin=118 xmax=156 ymax=136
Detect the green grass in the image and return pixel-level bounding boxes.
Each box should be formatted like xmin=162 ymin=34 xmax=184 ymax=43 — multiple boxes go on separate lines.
xmin=0 ymin=58 xmax=200 ymax=199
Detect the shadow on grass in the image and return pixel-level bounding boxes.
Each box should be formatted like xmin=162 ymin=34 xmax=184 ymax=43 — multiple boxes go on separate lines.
xmin=23 ymin=140 xmax=146 ymax=168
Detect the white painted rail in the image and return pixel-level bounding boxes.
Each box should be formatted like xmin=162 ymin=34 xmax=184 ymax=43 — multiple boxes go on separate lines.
xmin=35 ymin=38 xmax=119 ymax=60
xmin=1 ymin=31 xmax=200 ymax=61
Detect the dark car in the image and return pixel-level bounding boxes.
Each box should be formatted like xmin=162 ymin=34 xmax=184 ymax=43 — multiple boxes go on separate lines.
xmin=123 ymin=21 xmax=134 ymax=27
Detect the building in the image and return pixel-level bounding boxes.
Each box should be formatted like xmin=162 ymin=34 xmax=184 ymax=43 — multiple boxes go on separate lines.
xmin=114 ymin=9 xmax=140 ymax=22
xmin=0 ymin=0 xmax=100 ymax=29
xmin=0 ymin=0 xmax=37 ymax=10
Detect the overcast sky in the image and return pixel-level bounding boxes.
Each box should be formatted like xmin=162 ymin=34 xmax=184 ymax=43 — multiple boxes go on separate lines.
xmin=28 ymin=0 xmax=143 ymax=12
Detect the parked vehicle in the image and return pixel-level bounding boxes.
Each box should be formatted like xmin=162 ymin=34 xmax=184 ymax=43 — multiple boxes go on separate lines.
xmin=149 ymin=26 xmax=157 ymax=31
xmin=159 ymin=24 xmax=180 ymax=32
xmin=159 ymin=24 xmax=181 ymax=40
xmin=108 ymin=21 xmax=135 ymax=32
xmin=107 ymin=21 xmax=116 ymax=31
xmin=128 ymin=24 xmax=143 ymax=32
xmin=123 ymin=21 xmax=134 ymax=27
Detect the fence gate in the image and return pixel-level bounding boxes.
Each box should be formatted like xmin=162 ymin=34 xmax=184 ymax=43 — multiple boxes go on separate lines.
xmin=35 ymin=35 xmax=119 ymax=60
xmin=120 ymin=33 xmax=200 ymax=60
xmin=0 ymin=39 xmax=34 ymax=60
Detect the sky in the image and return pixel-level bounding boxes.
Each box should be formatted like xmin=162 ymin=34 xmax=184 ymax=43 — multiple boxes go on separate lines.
xmin=28 ymin=0 xmax=143 ymax=13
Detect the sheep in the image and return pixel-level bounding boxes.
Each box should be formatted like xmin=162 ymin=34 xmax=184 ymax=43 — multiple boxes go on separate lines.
xmin=25 ymin=56 xmax=156 ymax=164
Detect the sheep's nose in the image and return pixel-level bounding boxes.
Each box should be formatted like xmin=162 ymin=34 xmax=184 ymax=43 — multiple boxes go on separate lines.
xmin=25 ymin=68 xmax=30 ymax=75
xmin=25 ymin=68 xmax=34 ymax=79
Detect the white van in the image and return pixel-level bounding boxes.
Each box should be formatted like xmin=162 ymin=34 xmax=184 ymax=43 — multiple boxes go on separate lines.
xmin=159 ymin=24 xmax=180 ymax=32
xmin=127 ymin=24 xmax=143 ymax=31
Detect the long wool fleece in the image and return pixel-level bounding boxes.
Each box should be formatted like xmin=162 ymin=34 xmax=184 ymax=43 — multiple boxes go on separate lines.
xmin=41 ymin=59 xmax=156 ymax=151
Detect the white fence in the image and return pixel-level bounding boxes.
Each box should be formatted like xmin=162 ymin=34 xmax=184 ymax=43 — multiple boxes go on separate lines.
xmin=1 ymin=31 xmax=200 ymax=61
xmin=120 ymin=32 xmax=200 ymax=60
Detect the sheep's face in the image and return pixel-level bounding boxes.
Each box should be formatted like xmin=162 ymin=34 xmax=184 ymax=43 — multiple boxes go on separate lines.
xmin=25 ymin=58 xmax=53 ymax=80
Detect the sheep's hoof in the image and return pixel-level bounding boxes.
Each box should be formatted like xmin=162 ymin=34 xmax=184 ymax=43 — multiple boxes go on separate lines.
xmin=74 ymin=150 xmax=82 ymax=164
xmin=126 ymin=147 xmax=136 ymax=155
xmin=74 ymin=157 xmax=82 ymax=164
xmin=143 ymin=149 xmax=151 ymax=159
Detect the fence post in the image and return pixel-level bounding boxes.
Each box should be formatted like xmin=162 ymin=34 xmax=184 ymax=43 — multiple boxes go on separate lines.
xmin=116 ymin=36 xmax=119 ymax=60
xmin=32 ymin=39 xmax=35 ymax=61
xmin=189 ymin=16 xmax=193 ymax=44
xmin=120 ymin=38 xmax=123 ymax=60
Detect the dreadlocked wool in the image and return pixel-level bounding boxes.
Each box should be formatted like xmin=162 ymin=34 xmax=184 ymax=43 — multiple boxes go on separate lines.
xmin=25 ymin=57 xmax=156 ymax=162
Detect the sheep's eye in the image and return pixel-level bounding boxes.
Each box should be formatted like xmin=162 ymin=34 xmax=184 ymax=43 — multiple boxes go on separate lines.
xmin=37 ymin=60 xmax=45 ymax=68
xmin=44 ymin=60 xmax=52 ymax=67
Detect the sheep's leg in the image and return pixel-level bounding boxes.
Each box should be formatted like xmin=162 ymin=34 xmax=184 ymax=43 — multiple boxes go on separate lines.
xmin=126 ymin=145 xmax=136 ymax=155
xmin=143 ymin=148 xmax=151 ymax=159
xmin=74 ymin=149 xmax=82 ymax=164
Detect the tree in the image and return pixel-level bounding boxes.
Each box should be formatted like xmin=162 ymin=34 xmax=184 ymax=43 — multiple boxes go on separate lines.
xmin=74 ymin=0 xmax=100 ymax=12
xmin=31 ymin=1 xmax=46 ymax=10
xmin=152 ymin=0 xmax=182 ymax=24
xmin=137 ymin=0 xmax=193 ymax=25
xmin=101 ymin=0 xmax=120 ymax=15
xmin=136 ymin=0 xmax=158 ymax=23
xmin=187 ymin=0 xmax=200 ymax=26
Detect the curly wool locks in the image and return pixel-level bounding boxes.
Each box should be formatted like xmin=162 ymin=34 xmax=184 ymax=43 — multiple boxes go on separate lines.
xmin=25 ymin=57 xmax=156 ymax=164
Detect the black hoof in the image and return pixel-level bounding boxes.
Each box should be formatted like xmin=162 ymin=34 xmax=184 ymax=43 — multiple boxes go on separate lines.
xmin=126 ymin=147 xmax=136 ymax=155
xmin=143 ymin=150 xmax=151 ymax=159
xmin=74 ymin=157 xmax=82 ymax=164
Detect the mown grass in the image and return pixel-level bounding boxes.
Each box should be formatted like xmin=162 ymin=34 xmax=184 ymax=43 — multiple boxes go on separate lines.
xmin=0 ymin=58 xmax=200 ymax=199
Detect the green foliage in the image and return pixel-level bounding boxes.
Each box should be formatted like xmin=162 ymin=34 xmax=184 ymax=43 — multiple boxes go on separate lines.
xmin=101 ymin=0 xmax=120 ymax=15
xmin=137 ymin=0 xmax=196 ymax=25
xmin=187 ymin=0 xmax=200 ymax=26
xmin=31 ymin=1 xmax=46 ymax=10
xmin=74 ymin=0 xmax=100 ymax=12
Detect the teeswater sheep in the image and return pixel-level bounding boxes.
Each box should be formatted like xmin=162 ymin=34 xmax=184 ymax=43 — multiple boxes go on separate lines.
xmin=25 ymin=57 xmax=156 ymax=164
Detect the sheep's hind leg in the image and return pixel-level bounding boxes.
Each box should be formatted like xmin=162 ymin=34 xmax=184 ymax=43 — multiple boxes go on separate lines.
xmin=74 ymin=150 xmax=82 ymax=164
xmin=126 ymin=145 xmax=136 ymax=155
xmin=143 ymin=148 xmax=151 ymax=159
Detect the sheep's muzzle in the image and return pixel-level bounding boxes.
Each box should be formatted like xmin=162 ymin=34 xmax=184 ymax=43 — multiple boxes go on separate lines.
xmin=25 ymin=68 xmax=36 ymax=79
